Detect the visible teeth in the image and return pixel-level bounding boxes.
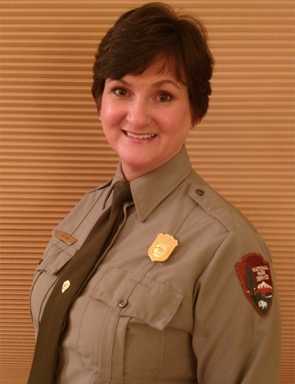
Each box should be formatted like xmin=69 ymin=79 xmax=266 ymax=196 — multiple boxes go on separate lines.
xmin=126 ymin=131 xmax=156 ymax=139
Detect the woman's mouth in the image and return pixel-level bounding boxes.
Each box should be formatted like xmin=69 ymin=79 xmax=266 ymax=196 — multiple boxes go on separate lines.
xmin=124 ymin=131 xmax=157 ymax=139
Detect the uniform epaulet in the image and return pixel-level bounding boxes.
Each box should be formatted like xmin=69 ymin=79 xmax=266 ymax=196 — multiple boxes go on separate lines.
xmin=186 ymin=173 xmax=253 ymax=233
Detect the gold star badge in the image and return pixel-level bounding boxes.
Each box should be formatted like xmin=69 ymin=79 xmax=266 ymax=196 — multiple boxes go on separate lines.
xmin=148 ymin=233 xmax=178 ymax=262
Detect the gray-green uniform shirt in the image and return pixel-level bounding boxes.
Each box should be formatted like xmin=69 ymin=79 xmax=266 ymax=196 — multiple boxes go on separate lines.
xmin=30 ymin=146 xmax=281 ymax=383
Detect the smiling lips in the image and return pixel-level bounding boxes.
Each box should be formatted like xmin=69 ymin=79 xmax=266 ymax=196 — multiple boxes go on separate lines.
xmin=125 ymin=131 xmax=157 ymax=139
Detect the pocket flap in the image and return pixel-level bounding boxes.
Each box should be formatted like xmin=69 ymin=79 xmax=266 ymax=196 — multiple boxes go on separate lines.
xmin=88 ymin=267 xmax=183 ymax=330
xmin=37 ymin=238 xmax=77 ymax=275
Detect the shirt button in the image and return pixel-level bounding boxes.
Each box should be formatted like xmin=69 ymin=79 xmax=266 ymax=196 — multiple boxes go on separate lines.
xmin=118 ymin=300 xmax=128 ymax=308
xmin=196 ymin=189 xmax=205 ymax=196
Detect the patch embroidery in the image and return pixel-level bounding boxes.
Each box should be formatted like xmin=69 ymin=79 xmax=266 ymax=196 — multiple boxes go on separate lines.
xmin=236 ymin=253 xmax=273 ymax=317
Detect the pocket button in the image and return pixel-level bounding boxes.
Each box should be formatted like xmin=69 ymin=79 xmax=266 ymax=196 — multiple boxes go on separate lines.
xmin=118 ymin=299 xmax=128 ymax=308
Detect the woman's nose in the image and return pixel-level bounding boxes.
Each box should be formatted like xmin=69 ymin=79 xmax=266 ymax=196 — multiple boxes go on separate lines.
xmin=126 ymin=99 xmax=152 ymax=128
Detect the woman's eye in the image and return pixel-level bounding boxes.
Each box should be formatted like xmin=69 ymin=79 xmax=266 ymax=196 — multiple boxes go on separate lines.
xmin=113 ymin=88 xmax=128 ymax=97
xmin=157 ymin=92 xmax=172 ymax=102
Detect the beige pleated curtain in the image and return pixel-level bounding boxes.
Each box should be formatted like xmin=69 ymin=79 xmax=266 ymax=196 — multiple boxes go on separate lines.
xmin=0 ymin=1 xmax=294 ymax=383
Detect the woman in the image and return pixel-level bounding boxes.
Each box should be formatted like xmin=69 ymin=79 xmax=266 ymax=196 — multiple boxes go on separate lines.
xmin=29 ymin=3 xmax=281 ymax=383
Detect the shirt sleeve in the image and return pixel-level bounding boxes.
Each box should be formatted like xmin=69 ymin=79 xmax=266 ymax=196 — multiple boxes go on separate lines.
xmin=192 ymin=227 xmax=281 ymax=384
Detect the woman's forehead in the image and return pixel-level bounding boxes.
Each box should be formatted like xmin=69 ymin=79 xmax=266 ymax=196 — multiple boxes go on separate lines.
xmin=127 ymin=55 xmax=187 ymax=85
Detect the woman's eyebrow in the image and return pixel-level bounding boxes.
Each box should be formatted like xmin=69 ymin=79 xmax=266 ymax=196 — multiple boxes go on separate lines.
xmin=106 ymin=78 xmax=181 ymax=89
xmin=106 ymin=78 xmax=180 ymax=89
xmin=106 ymin=78 xmax=129 ymax=85
xmin=151 ymin=80 xmax=181 ymax=89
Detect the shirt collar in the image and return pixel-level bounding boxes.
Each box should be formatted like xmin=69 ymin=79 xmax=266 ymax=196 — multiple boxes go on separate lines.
xmin=114 ymin=146 xmax=192 ymax=222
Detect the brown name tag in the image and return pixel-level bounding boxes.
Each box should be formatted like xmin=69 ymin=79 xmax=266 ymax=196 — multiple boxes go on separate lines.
xmin=54 ymin=231 xmax=77 ymax=245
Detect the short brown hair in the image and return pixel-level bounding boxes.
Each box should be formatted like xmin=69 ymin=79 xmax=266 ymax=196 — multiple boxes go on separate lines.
xmin=92 ymin=2 xmax=214 ymax=120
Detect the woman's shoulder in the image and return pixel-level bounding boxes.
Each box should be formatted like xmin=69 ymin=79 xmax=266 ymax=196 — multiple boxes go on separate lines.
xmin=52 ymin=179 xmax=113 ymax=238
xmin=184 ymin=170 xmax=256 ymax=234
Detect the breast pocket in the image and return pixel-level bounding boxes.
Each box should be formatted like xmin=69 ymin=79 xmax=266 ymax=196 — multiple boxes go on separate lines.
xmin=30 ymin=238 xmax=77 ymax=331
xmin=78 ymin=266 xmax=183 ymax=382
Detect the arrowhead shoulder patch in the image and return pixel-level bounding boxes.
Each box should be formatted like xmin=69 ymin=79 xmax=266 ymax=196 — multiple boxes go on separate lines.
xmin=236 ymin=253 xmax=274 ymax=317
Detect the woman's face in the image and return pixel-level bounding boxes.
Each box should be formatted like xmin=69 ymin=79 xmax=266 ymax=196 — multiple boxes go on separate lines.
xmin=100 ymin=59 xmax=197 ymax=180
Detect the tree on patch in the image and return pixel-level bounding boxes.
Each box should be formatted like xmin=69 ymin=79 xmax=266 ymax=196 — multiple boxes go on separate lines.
xmin=245 ymin=266 xmax=257 ymax=294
